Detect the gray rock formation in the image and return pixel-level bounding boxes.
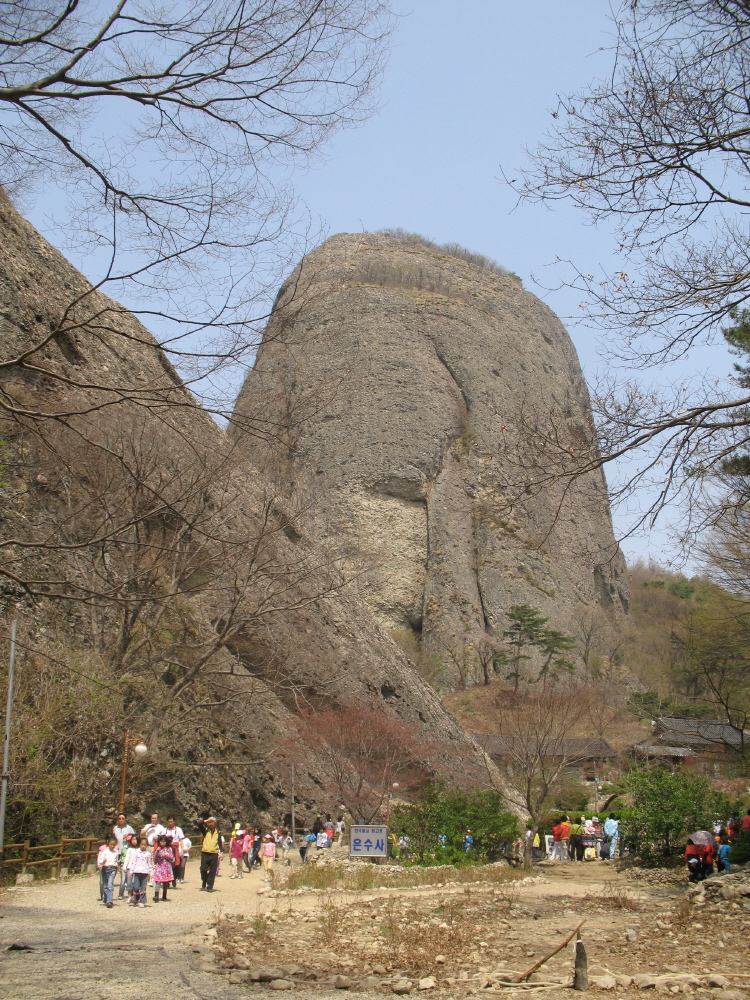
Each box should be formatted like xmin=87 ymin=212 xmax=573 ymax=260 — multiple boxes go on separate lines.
xmin=0 ymin=194 xmax=505 ymax=827
xmin=233 ymin=233 xmax=628 ymax=688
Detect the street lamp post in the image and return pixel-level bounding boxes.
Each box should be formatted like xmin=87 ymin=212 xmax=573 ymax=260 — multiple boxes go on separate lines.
xmin=117 ymin=730 xmax=148 ymax=816
xmin=386 ymin=782 xmax=399 ymax=823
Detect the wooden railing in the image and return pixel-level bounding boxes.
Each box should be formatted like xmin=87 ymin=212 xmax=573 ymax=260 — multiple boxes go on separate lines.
xmin=0 ymin=837 xmax=98 ymax=876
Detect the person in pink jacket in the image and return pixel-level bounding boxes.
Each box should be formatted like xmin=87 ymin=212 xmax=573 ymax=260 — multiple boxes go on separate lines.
xmin=230 ymin=825 xmax=246 ymax=879
xmin=241 ymin=829 xmax=254 ymax=873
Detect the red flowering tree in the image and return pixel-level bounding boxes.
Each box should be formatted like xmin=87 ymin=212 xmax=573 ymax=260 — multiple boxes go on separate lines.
xmin=296 ymin=700 xmax=433 ymax=823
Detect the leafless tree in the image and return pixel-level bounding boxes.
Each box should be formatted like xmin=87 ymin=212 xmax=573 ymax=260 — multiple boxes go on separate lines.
xmin=0 ymin=0 xmax=393 ymax=415
xmin=480 ymin=686 xmax=595 ymax=867
xmin=512 ymin=1 xmax=750 ymax=542
xmin=466 ymin=630 xmax=505 ymax=687
xmin=3 ymin=410 xmax=349 ymax=704
xmin=295 ymin=699 xmax=434 ymax=822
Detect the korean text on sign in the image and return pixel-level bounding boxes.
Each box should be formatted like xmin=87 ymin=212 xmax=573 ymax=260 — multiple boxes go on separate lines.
xmin=349 ymin=825 xmax=388 ymax=858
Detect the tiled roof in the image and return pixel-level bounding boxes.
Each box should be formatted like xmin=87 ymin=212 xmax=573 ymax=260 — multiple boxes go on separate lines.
xmin=629 ymin=741 xmax=698 ymax=758
xmin=653 ymin=717 xmax=745 ymax=748
xmin=474 ymin=733 xmax=615 ymax=759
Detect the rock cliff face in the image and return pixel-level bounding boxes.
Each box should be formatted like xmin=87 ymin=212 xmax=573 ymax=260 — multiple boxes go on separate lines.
xmin=233 ymin=234 xmax=629 ymax=687
xmin=0 ymin=195 xmax=503 ymax=827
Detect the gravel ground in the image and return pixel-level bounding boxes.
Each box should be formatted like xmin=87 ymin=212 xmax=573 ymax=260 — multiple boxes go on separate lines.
xmin=1 ymin=859 xmax=747 ymax=1000
xmin=0 ymin=865 xmax=279 ymax=1000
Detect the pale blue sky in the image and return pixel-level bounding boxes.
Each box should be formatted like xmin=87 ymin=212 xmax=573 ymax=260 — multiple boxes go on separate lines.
xmin=26 ymin=0 xmax=732 ymax=568
xmin=290 ymin=0 xmax=730 ymax=569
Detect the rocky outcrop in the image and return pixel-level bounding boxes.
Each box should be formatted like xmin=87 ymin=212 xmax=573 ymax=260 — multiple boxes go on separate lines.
xmin=0 ymin=195 xmax=505 ymax=828
xmin=233 ymin=233 xmax=629 ymax=688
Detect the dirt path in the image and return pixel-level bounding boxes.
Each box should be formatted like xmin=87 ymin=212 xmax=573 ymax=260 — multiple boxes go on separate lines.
xmin=1 ymin=859 xmax=745 ymax=1000
xmin=0 ymin=860 xmax=272 ymax=1000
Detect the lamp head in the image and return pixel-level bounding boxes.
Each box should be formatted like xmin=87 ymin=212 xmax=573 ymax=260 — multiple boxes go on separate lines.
xmin=133 ymin=743 xmax=148 ymax=756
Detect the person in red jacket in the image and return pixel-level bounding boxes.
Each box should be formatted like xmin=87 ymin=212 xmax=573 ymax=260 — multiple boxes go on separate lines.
xmin=685 ymin=839 xmax=702 ymax=883
xmin=551 ymin=818 xmax=566 ymax=862
xmin=699 ymin=842 xmax=715 ymax=880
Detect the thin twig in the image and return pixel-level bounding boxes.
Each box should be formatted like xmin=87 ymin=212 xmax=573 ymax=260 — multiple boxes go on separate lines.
xmin=515 ymin=921 xmax=586 ymax=983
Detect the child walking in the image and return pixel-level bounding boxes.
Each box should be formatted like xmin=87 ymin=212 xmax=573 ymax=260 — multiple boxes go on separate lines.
xmin=97 ymin=836 xmax=119 ymax=908
xmin=126 ymin=836 xmax=153 ymax=907
xmin=230 ymin=826 xmax=245 ymax=879
xmin=119 ymin=833 xmax=138 ymax=901
xmin=260 ymin=833 xmax=277 ymax=880
xmin=152 ymin=834 xmax=175 ymax=902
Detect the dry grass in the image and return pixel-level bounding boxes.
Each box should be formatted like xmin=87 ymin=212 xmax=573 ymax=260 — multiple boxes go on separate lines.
xmin=214 ymin=883 xmax=523 ymax=978
xmin=582 ymin=884 xmax=640 ymax=910
xmin=282 ymin=860 xmax=524 ymax=893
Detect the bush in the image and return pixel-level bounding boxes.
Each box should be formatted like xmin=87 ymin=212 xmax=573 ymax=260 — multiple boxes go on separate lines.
xmin=623 ymin=768 xmax=729 ymax=864
xmin=391 ymin=785 xmax=518 ymax=866
xmin=729 ymin=830 xmax=750 ymax=865
xmin=377 ymin=229 xmax=515 ymax=278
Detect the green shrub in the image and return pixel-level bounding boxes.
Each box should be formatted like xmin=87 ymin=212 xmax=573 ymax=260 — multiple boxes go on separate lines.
xmin=391 ymin=785 xmax=518 ymax=866
xmin=623 ymin=767 xmax=729 ymax=864
xmin=729 ymin=830 xmax=750 ymax=865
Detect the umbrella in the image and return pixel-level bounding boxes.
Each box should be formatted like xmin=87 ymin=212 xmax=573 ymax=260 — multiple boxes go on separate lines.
xmin=689 ymin=830 xmax=715 ymax=845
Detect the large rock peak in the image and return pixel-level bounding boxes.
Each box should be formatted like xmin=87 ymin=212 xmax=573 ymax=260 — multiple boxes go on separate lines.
xmin=234 ymin=233 xmax=628 ymax=687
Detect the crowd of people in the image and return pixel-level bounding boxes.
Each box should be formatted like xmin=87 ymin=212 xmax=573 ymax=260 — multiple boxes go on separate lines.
xmin=523 ymin=814 xmax=622 ymax=863
xmin=96 ymin=812 xmax=346 ymax=909
xmin=684 ymin=809 xmax=750 ymax=883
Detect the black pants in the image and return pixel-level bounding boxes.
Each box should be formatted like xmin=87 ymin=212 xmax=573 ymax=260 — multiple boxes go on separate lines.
xmin=154 ymin=881 xmax=168 ymax=900
xmin=200 ymin=852 xmax=219 ymax=889
xmin=569 ymin=834 xmax=584 ymax=861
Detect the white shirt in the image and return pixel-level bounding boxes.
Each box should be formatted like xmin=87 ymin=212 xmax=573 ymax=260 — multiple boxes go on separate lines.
xmin=98 ymin=848 xmax=119 ymax=868
xmin=165 ymin=825 xmax=184 ymax=844
xmin=142 ymin=822 xmax=167 ymax=846
xmin=113 ymin=823 xmax=135 ymax=850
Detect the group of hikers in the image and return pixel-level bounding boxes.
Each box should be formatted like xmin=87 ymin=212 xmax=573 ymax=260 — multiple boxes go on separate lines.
xmin=684 ymin=809 xmax=750 ymax=882
xmin=526 ymin=813 xmax=622 ymax=862
xmin=96 ymin=813 xmax=192 ymax=908
xmin=96 ymin=812 xmax=346 ymax=908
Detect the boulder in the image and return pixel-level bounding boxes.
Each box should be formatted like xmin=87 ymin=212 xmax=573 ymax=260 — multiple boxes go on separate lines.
xmin=706 ymin=977 xmax=731 ymax=989
xmin=616 ymin=977 xmax=634 ymax=989
xmin=593 ymin=976 xmax=618 ymax=990
xmin=335 ymin=976 xmax=353 ymax=989
xmin=359 ymin=977 xmax=382 ymax=990
xmin=392 ymin=980 xmax=413 ymax=994
xmin=269 ymin=981 xmax=294 ymax=991
xmin=418 ymin=979 xmax=436 ymax=991
xmin=259 ymin=968 xmax=287 ymax=982
xmin=0 ymin=194 xmax=505 ymax=823
xmin=233 ymin=233 xmax=628 ymax=689
xmin=714 ymin=991 xmax=749 ymax=1000
xmin=633 ymin=975 xmax=658 ymax=989
xmin=229 ymin=971 xmax=251 ymax=984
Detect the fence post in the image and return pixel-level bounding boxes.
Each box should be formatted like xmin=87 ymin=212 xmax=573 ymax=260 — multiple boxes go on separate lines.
xmin=20 ymin=839 xmax=29 ymax=874
xmin=57 ymin=837 xmax=66 ymax=877
xmin=84 ymin=837 xmax=93 ymax=873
